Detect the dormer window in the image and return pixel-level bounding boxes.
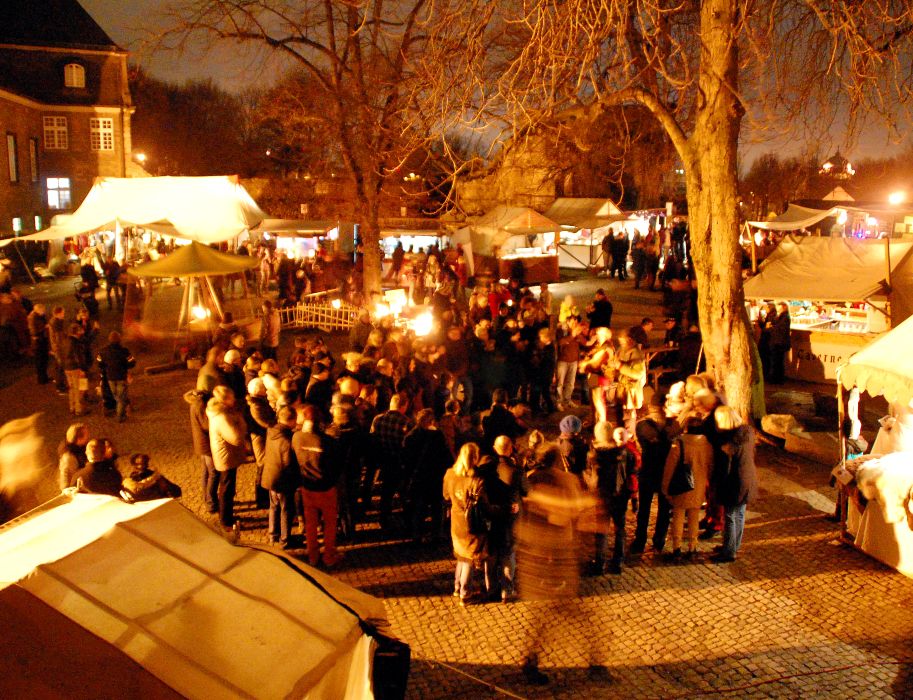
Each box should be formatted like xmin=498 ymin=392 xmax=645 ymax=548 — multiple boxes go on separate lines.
xmin=64 ymin=63 xmax=85 ymax=89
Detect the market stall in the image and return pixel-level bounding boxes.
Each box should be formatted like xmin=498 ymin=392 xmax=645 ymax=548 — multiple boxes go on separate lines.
xmin=0 ymin=493 xmax=407 ymax=698
xmin=451 ymin=205 xmax=559 ymax=283
xmin=744 ymin=235 xmax=913 ymax=381
xmin=250 ymin=218 xmax=339 ymax=259
xmin=836 ymin=315 xmax=913 ymax=578
xmin=544 ymin=197 xmax=623 ymax=269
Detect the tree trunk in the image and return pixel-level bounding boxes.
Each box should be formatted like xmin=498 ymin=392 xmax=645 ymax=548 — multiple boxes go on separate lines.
xmin=687 ymin=0 xmax=763 ymax=419
xmin=360 ymin=193 xmax=383 ymax=298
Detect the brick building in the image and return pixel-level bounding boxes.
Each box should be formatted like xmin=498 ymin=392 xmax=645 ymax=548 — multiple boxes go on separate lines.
xmin=0 ymin=0 xmax=138 ymax=239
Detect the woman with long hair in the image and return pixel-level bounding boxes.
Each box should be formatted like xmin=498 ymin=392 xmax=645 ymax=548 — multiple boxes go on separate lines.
xmin=579 ymin=326 xmax=616 ymax=424
xmin=443 ymin=442 xmax=488 ymax=605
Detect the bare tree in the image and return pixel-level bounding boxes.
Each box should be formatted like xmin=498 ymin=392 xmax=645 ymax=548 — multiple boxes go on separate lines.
xmin=421 ymin=0 xmax=913 ymax=417
xmin=161 ymin=0 xmax=433 ymax=296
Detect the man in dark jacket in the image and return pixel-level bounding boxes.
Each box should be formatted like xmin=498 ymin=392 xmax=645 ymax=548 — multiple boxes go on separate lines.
xmin=401 ymin=409 xmax=451 ymax=542
xmin=768 ymin=302 xmax=791 ymax=384
xmin=585 ymin=422 xmax=635 ymax=575
xmin=480 ymin=388 xmax=524 ymax=455
xmin=586 ymin=288 xmax=613 ymax=330
xmin=27 ymin=303 xmax=50 ymax=385
xmin=96 ymin=331 xmax=136 ymax=422
xmin=370 ymin=394 xmax=414 ymax=529
xmin=246 ymin=377 xmax=276 ymax=509
xmin=294 ymin=405 xmax=342 ymax=566
xmin=71 ymin=438 xmax=122 ymax=497
xmin=261 ymin=406 xmax=300 ymax=548
xmin=631 ymin=404 xmax=673 ymax=554
xmin=184 ymin=383 xmax=215 ymax=513
xmin=63 ymin=323 xmax=89 ymax=416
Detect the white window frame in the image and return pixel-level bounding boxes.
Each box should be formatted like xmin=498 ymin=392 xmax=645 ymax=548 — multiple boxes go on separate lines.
xmin=64 ymin=63 xmax=85 ymax=89
xmin=89 ymin=118 xmax=115 ymax=152
xmin=47 ymin=177 xmax=72 ymax=210
xmin=43 ymin=116 xmax=68 ymax=151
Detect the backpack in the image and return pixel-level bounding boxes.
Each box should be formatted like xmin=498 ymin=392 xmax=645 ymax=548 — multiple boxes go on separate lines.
xmin=464 ymin=482 xmax=490 ymax=536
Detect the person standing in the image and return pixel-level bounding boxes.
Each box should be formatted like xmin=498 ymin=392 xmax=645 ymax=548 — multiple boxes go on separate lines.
xmin=585 ymin=422 xmax=635 ymax=575
xmin=48 ymin=306 xmax=68 ymax=393
xmin=768 ymin=301 xmax=791 ymax=384
xmin=63 ymin=323 xmax=89 ymax=416
xmin=370 ymin=394 xmax=415 ymax=529
xmin=246 ymin=378 xmax=277 ymax=509
xmin=631 ymin=403 xmax=673 ymax=554
xmin=294 ymin=405 xmax=342 ymax=566
xmin=709 ymin=406 xmax=758 ymax=563
xmin=261 ymin=406 xmax=301 ymax=548
xmin=260 ymin=300 xmax=281 ymax=360
xmin=27 ymin=303 xmax=50 ymax=385
xmin=401 ymin=409 xmax=452 ymax=542
xmin=555 ymin=319 xmax=584 ymax=410
xmin=662 ymin=419 xmax=714 ymax=562
xmin=103 ymin=256 xmax=122 ymax=310
xmin=96 ymin=332 xmax=136 ymax=423
xmin=207 ymin=386 xmax=248 ymax=532
xmin=184 ymin=380 xmax=216 ymax=513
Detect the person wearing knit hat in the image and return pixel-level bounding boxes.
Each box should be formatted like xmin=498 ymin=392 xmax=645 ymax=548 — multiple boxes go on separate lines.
xmin=558 ymin=414 xmax=588 ymax=476
xmin=247 ymin=376 xmax=277 ymax=509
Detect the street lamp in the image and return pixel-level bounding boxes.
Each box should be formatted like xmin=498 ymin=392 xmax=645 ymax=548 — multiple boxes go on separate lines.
xmin=133 ymin=152 xmax=147 ymax=164
xmin=889 ymin=191 xmax=905 ymax=206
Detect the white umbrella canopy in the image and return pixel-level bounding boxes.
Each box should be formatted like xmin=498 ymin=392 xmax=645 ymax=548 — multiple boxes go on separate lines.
xmin=839 ymin=314 xmax=913 ymax=406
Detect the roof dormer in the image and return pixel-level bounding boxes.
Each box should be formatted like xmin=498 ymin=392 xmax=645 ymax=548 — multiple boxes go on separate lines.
xmin=63 ymin=62 xmax=85 ymax=89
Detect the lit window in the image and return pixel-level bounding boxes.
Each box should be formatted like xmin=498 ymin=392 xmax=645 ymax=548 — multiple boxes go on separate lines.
xmin=43 ymin=116 xmax=68 ymax=150
xmin=6 ymin=133 xmax=18 ymax=183
xmin=89 ymin=118 xmax=114 ymax=151
xmin=47 ymin=177 xmax=71 ymax=210
xmin=64 ymin=63 xmax=85 ymax=88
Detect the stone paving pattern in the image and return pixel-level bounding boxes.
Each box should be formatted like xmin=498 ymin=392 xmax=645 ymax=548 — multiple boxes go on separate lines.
xmin=2 ymin=275 xmax=913 ymax=699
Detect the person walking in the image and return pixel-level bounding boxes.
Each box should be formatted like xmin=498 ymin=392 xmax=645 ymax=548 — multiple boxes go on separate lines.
xmin=443 ymin=442 xmax=489 ymax=606
xmin=63 ymin=323 xmax=89 ymax=416
xmin=709 ymin=406 xmax=758 ymax=563
xmin=260 ymin=300 xmax=281 ymax=360
xmin=96 ymin=331 xmax=136 ymax=422
xmin=207 ymin=386 xmax=248 ymax=532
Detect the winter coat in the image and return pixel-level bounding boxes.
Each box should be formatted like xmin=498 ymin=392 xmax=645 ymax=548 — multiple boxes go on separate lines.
xmin=443 ymin=468 xmax=489 ymax=564
xmin=635 ymin=416 xmax=671 ymax=489
xmin=558 ymin=433 xmax=590 ymax=476
xmin=246 ymin=395 xmax=276 ymax=437
xmin=662 ymin=433 xmax=713 ymax=510
xmin=585 ymin=446 xmax=634 ymax=503
xmin=63 ymin=334 xmax=87 ymax=371
xmin=206 ymin=398 xmax=247 ymax=471
xmin=714 ymin=425 xmax=759 ymax=507
xmin=121 ymin=468 xmax=182 ymax=501
xmin=402 ymin=426 xmax=451 ymax=496
xmin=293 ymin=429 xmax=337 ymax=492
xmin=261 ymin=425 xmax=300 ymax=493
xmin=184 ymin=389 xmax=211 ymax=457
xmin=71 ymin=461 xmax=123 ymax=497
xmin=96 ymin=342 xmax=135 ymax=381
xmin=480 ymin=404 xmax=523 ymax=454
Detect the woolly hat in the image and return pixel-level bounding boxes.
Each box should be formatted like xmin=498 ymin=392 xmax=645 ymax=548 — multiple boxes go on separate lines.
xmin=224 ymin=349 xmax=242 ymax=365
xmin=559 ymin=414 xmax=582 ymax=435
xmin=247 ymin=377 xmax=266 ymax=397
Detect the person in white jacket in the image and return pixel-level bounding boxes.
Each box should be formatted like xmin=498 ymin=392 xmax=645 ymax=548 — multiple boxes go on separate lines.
xmin=207 ymin=385 xmax=248 ymax=530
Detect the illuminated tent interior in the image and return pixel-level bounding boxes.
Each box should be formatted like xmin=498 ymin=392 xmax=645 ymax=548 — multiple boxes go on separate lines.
xmin=0 ymin=494 xmax=403 ymax=699
xmin=125 ymin=241 xmax=259 ymax=347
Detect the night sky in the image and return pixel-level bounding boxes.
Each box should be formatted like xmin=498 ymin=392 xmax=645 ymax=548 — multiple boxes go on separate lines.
xmin=81 ymin=0 xmax=906 ymax=167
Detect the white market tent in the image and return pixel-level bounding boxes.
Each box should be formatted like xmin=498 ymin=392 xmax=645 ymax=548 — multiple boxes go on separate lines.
xmin=747 ymin=204 xmax=842 ymax=231
xmin=452 ymin=205 xmax=559 ymax=256
xmin=544 ymin=197 xmax=624 ymax=230
xmin=0 ymin=494 xmax=395 ymax=699
xmin=18 ymin=176 xmax=266 ymax=244
xmin=743 ymin=235 xmax=913 ymax=324
xmin=838 ymin=313 xmax=913 ymax=406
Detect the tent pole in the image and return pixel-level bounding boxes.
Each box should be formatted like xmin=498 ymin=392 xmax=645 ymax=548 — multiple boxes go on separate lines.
xmin=885 ymin=236 xmax=892 ymax=293
xmin=204 ymin=274 xmax=225 ymax=320
xmin=748 ymin=224 xmax=758 ymax=274
xmin=13 ymin=240 xmax=38 ymax=285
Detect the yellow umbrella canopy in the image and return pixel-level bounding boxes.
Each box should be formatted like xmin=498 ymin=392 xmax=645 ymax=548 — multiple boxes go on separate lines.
xmin=128 ymin=241 xmax=258 ymax=278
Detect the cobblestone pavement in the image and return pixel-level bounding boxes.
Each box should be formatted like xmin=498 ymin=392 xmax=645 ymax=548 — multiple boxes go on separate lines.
xmin=3 ymin=274 xmax=913 ymax=699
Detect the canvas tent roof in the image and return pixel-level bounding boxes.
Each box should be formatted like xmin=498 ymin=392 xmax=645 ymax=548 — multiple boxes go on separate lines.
xmin=454 ymin=205 xmax=558 ymax=256
xmin=544 ymin=198 xmax=623 ymax=229
xmin=743 ymin=235 xmax=913 ymax=303
xmin=747 ymin=204 xmax=842 ymax=231
xmin=0 ymin=494 xmax=386 ymax=699
xmin=838 ymin=314 xmax=913 ymax=406
xmin=252 ymin=218 xmax=337 ymax=236
xmin=18 ymin=176 xmax=266 ymax=244
xmin=128 ymin=241 xmax=259 ymax=278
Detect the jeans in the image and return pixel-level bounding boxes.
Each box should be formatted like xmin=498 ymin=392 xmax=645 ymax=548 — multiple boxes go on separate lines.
xmin=302 ymin=487 xmax=339 ymax=566
xmin=633 ymin=481 xmax=671 ymax=551
xmin=454 ymin=559 xmax=473 ymax=599
xmin=595 ymin=499 xmax=628 ymax=567
xmin=109 ymin=379 xmax=129 ymax=420
xmin=555 ymin=360 xmax=577 ymax=403
xmin=201 ymin=455 xmax=217 ymax=512
xmin=216 ymin=468 xmax=238 ymax=528
xmin=268 ymin=489 xmax=296 ymax=544
xmin=721 ymin=503 xmax=747 ymax=558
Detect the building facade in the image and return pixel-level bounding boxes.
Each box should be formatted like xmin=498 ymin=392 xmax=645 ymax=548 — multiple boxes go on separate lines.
xmin=0 ymin=0 xmax=136 ymax=239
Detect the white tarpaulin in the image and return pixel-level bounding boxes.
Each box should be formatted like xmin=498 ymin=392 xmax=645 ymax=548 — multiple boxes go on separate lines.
xmin=544 ymin=198 xmax=623 ymax=229
xmin=838 ymin=314 xmax=913 ymax=407
xmin=17 ymin=176 xmax=266 ymax=244
xmin=743 ymin=235 xmax=913 ymax=318
xmin=456 ymin=205 xmax=558 ymax=256
xmin=748 ymin=204 xmax=842 ymax=231
xmin=0 ymin=494 xmax=387 ymax=699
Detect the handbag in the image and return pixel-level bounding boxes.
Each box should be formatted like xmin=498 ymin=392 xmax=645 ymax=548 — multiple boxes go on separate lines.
xmin=667 ymin=439 xmax=695 ymax=496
